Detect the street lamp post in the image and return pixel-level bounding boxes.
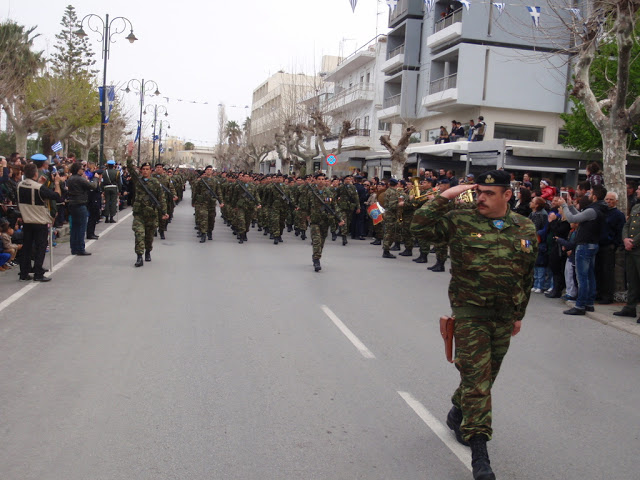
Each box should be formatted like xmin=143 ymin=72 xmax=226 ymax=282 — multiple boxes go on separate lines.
xmin=144 ymin=104 xmax=168 ymax=165
xmin=123 ymin=79 xmax=160 ymax=165
xmin=75 ymin=13 xmax=137 ymax=166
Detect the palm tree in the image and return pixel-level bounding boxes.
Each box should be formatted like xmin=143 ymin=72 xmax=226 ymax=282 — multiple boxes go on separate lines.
xmin=224 ymin=120 xmax=242 ymax=146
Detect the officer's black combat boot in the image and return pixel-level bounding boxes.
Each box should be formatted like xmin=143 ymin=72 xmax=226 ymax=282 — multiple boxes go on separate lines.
xmin=207 ymin=232 xmax=213 ymax=240
xmin=370 ymin=238 xmax=382 ymax=245
xmin=432 ymin=261 xmax=445 ymax=272
xmin=258 ymin=226 xmax=263 ymax=232
xmin=274 ymin=236 xmax=279 ymax=245
xmin=413 ymin=253 xmax=428 ymax=263
xmin=160 ymin=231 xmax=165 ymax=240
xmin=200 ymin=233 xmax=206 ymax=243
xmin=238 ymin=235 xmax=244 ymax=244
xmin=145 ymin=251 xmax=151 ymax=262
xmin=469 ymin=435 xmax=495 ymax=480
xmin=331 ymin=231 xmax=337 ymax=241
xmin=382 ymin=250 xmax=396 ymax=259
xmin=252 ymin=220 xmax=256 ymax=228
xmin=154 ymin=230 xmax=157 ymax=237
xmin=399 ymin=248 xmax=413 ymax=256
xmin=390 ymin=241 xmax=401 ymax=251
xmin=242 ymin=233 xmax=248 ymax=242
xmin=313 ymin=259 xmax=321 ymax=272
xmin=287 ymin=225 xmax=293 ymax=232
xmin=342 ymin=235 xmax=348 ymax=246
xmin=300 ymin=231 xmax=306 ymax=240
xmin=295 ymin=228 xmax=300 ymax=236
xmin=135 ymin=255 xmax=143 ymax=267
xmin=446 ymin=406 xmax=469 ymax=446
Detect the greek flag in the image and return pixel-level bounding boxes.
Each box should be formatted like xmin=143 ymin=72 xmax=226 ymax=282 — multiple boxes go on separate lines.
xmin=425 ymin=0 xmax=435 ymax=14
xmin=153 ymin=135 xmax=159 ymax=141
xmin=349 ymin=0 xmax=357 ymax=12
xmin=493 ymin=2 xmax=505 ymax=17
xmin=51 ymin=141 xmax=63 ymax=152
xmin=527 ymin=6 xmax=541 ymax=28
xmin=134 ymin=121 xmax=141 ymax=143
xmin=386 ymin=0 xmax=397 ymax=10
xmin=99 ymin=86 xmax=116 ymax=124
xmin=460 ymin=0 xmax=471 ymax=11
xmin=159 ymin=146 xmax=165 ymax=154
xmin=565 ymin=8 xmax=582 ymax=21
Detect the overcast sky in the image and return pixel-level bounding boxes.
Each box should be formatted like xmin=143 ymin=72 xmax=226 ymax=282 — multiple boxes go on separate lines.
xmin=3 ymin=0 xmax=389 ymax=147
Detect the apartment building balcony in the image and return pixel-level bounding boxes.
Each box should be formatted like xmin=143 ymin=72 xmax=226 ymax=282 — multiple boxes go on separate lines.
xmin=324 ymin=50 xmax=376 ymax=82
xmin=324 ymin=129 xmax=372 ymax=151
xmin=323 ymin=83 xmax=375 ymax=114
xmin=381 ymin=44 xmax=405 ymax=74
xmin=422 ymin=73 xmax=458 ymax=108
xmin=426 ymin=7 xmax=463 ymax=49
xmin=388 ymin=0 xmax=425 ymax=29
xmin=378 ymin=94 xmax=402 ymax=119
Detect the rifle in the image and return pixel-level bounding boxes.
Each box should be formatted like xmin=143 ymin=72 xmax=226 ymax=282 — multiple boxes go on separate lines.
xmin=237 ymin=182 xmax=259 ymax=204
xmin=133 ymin=173 xmax=162 ymax=210
xmin=274 ymin=183 xmax=294 ymax=208
xmin=200 ymin=178 xmax=220 ymax=202
xmin=308 ymin=184 xmax=342 ymax=222
xmin=158 ymin=182 xmax=176 ymax=208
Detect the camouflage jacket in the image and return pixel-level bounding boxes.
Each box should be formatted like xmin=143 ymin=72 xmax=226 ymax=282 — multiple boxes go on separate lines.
xmin=192 ymin=177 xmax=222 ymax=205
xmin=300 ymin=185 xmax=338 ymax=224
xmin=411 ymin=195 xmax=537 ymax=321
xmin=153 ymin=173 xmax=177 ymax=200
xmin=336 ymin=184 xmax=359 ymax=212
xmin=623 ymin=203 xmax=640 ymax=255
xmin=127 ymin=159 xmax=166 ymax=217
xmin=384 ymin=187 xmax=405 ymax=219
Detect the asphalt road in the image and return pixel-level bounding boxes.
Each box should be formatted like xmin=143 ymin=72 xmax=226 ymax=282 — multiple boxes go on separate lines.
xmin=1 ymin=187 xmax=639 ymax=480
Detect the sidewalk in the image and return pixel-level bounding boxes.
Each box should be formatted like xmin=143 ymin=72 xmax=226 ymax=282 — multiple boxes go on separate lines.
xmin=552 ymin=297 xmax=640 ymax=337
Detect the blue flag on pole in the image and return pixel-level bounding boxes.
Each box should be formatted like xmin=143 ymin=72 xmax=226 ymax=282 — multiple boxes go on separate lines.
xmin=51 ymin=141 xmax=63 ymax=152
xmin=527 ymin=6 xmax=541 ymax=28
xmin=99 ymin=86 xmax=116 ymax=124
xmin=134 ymin=121 xmax=141 ymax=143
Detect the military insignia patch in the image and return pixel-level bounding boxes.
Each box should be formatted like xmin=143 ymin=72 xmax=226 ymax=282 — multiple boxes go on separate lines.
xmin=492 ymin=219 xmax=505 ymax=230
xmin=485 ymin=175 xmax=495 ymax=184
xmin=521 ymin=239 xmax=532 ymax=253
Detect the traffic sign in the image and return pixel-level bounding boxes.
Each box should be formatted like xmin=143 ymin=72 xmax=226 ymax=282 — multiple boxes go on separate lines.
xmin=326 ymin=154 xmax=337 ymax=165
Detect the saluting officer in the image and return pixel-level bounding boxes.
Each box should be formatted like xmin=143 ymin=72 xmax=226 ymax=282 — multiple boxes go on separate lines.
xmin=411 ymin=170 xmax=537 ymax=480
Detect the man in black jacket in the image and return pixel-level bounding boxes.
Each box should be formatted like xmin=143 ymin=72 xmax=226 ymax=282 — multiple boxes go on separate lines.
xmin=66 ymin=162 xmax=99 ymax=255
xmin=352 ymin=175 xmax=368 ymax=240
xmin=558 ymin=185 xmax=608 ymax=314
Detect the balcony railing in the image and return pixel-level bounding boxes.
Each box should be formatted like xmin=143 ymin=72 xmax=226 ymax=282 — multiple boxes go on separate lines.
xmin=434 ymin=7 xmax=463 ymax=33
xmin=429 ymin=73 xmax=457 ymax=94
xmin=383 ymin=94 xmax=401 ymax=109
xmin=324 ymin=129 xmax=371 ymax=143
xmin=386 ymin=44 xmax=405 ymax=60
xmin=390 ymin=0 xmax=409 ymax=23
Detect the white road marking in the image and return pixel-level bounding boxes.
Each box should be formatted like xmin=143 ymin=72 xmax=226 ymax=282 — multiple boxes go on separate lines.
xmin=397 ymin=391 xmax=472 ymax=471
xmin=320 ymin=304 xmax=376 ymax=359
xmin=0 ymin=211 xmax=133 ymax=315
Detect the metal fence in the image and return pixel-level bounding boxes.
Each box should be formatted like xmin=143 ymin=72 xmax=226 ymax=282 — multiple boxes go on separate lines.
xmin=429 ymin=73 xmax=457 ymax=94
xmin=434 ymin=7 xmax=463 ymax=33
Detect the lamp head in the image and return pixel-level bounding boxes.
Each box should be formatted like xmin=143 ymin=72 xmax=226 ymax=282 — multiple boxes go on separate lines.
xmin=124 ymin=86 xmax=131 ymax=93
xmin=154 ymin=88 xmax=161 ymax=96
xmin=126 ymin=30 xmax=138 ymax=43
xmin=74 ymin=27 xmax=88 ymax=39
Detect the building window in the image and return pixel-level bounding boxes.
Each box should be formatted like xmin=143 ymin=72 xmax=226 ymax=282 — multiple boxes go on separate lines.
xmin=354 ymin=118 xmax=361 ymax=129
xmin=427 ymin=128 xmax=440 ymax=142
xmin=494 ymin=124 xmax=544 ymax=142
xmin=364 ymin=116 xmax=370 ymax=130
xmin=378 ymin=120 xmax=391 ymax=132
xmin=410 ymin=131 xmax=421 ymax=143
xmin=366 ymin=72 xmax=371 ymax=83
xmin=558 ymin=128 xmax=568 ymax=144
xmin=360 ymin=74 xmax=365 ymax=84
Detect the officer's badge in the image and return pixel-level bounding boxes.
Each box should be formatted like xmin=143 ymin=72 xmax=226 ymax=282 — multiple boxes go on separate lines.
xmin=485 ymin=175 xmax=495 ymax=184
xmin=520 ymin=239 xmax=532 ymax=253
xmin=493 ymin=219 xmax=505 ymax=230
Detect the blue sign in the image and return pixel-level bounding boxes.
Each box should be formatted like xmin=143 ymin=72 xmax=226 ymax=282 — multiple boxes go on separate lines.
xmin=326 ymin=154 xmax=337 ymax=166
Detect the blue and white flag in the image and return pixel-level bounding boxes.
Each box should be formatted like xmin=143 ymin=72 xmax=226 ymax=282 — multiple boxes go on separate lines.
xmin=493 ymin=2 xmax=505 ymax=17
xmin=159 ymin=146 xmax=165 ymax=154
xmin=527 ymin=6 xmax=541 ymax=28
xmin=51 ymin=141 xmax=63 ymax=152
xmin=386 ymin=0 xmax=397 ymax=10
xmin=565 ymin=7 xmax=582 ymax=20
xmin=99 ymin=86 xmax=116 ymax=124
xmin=460 ymin=0 xmax=471 ymax=11
xmin=153 ymin=135 xmax=159 ymax=141
xmin=134 ymin=121 xmax=141 ymax=144
xmin=349 ymin=0 xmax=357 ymax=12
xmin=424 ymin=0 xmax=435 ymax=13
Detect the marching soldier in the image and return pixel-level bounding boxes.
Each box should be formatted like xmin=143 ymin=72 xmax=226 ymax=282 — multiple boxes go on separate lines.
xmin=192 ymin=165 xmax=224 ymax=243
xmin=382 ymin=178 xmax=404 ymax=258
xmin=336 ymin=175 xmax=360 ymax=246
xmin=429 ymin=178 xmax=452 ymax=272
xmin=152 ymin=164 xmax=177 ymax=240
xmin=125 ymin=144 xmax=168 ymax=267
xmin=231 ymin=173 xmax=262 ymax=243
xmin=411 ymin=170 xmax=536 ymax=480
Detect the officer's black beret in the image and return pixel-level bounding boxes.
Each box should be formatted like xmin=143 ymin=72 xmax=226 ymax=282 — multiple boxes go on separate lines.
xmin=388 ymin=178 xmax=398 ymax=186
xmin=140 ymin=162 xmax=151 ymax=168
xmin=155 ymin=163 xmax=164 ymax=168
xmin=476 ymin=170 xmax=511 ymax=187
xmin=437 ymin=178 xmax=450 ymax=185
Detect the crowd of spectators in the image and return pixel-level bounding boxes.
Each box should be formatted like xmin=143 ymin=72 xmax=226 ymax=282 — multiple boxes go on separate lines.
xmin=433 ymin=116 xmax=487 ymax=144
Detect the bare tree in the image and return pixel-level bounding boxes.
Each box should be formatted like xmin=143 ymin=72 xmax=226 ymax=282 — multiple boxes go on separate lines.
xmin=380 ymin=126 xmax=417 ymax=178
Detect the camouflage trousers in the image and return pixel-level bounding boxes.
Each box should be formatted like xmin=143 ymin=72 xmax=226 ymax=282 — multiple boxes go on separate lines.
xmin=235 ymin=206 xmax=254 ymax=235
xmin=157 ymin=209 xmax=167 ymax=233
xmin=338 ymin=208 xmax=352 ymax=237
xmin=382 ymin=216 xmax=399 ymax=250
xmin=373 ymin=221 xmax=383 ymax=240
xmin=417 ymin=237 xmax=430 ymax=255
xmin=451 ymin=310 xmax=514 ymax=442
xmin=295 ymin=209 xmax=309 ymax=232
xmin=435 ymin=242 xmax=448 ymax=263
xmin=132 ymin=213 xmax=158 ymax=255
xmin=310 ymin=220 xmax=329 ymax=260
xmin=195 ymin=202 xmax=216 ymax=233
xmin=270 ymin=207 xmax=287 ymax=237
xmin=401 ymin=212 xmax=415 ymax=249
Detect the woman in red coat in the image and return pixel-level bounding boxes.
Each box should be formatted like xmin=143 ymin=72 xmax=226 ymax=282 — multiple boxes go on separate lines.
xmin=540 ymin=178 xmax=555 ymax=202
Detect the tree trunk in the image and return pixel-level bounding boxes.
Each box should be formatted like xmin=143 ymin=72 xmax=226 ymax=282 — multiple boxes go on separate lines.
xmin=380 ymin=126 xmax=416 ymax=179
xmin=602 ymin=127 xmax=628 ymax=214
xmin=14 ymin=127 xmax=28 ymax=156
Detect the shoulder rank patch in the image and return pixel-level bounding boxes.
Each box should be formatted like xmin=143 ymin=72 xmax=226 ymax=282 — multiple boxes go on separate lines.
xmin=521 ymin=239 xmax=532 ymax=253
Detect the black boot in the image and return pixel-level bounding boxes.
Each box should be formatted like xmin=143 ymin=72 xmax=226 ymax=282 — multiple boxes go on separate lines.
xmin=263 ymin=228 xmax=268 ymax=235
xmin=238 ymin=235 xmax=244 ymax=244
xmin=370 ymin=238 xmax=382 ymax=245
xmin=446 ymin=406 xmax=469 ymax=446
xmin=331 ymin=231 xmax=337 ymax=241
xmin=287 ymin=225 xmax=293 ymax=233
xmin=295 ymin=228 xmax=300 ymax=236
xmin=399 ymin=248 xmax=413 ymax=257
xmin=274 ymin=236 xmax=279 ymax=245
xmin=154 ymin=230 xmax=158 ymax=237
xmin=207 ymin=232 xmax=213 ymax=240
xmin=200 ymin=233 xmax=206 ymax=243
xmin=160 ymin=231 xmax=165 ymax=240
xmin=135 ymin=255 xmax=143 ymax=267
xmin=544 ymin=289 xmax=561 ymax=298
xmin=301 ymin=231 xmax=306 ymax=240
xmin=413 ymin=253 xmax=428 ymax=263
xmin=342 ymin=235 xmax=348 ymax=246
xmin=258 ymin=226 xmax=263 ymax=232
xmin=145 ymin=251 xmax=151 ymax=262
xmin=431 ymin=261 xmax=445 ymax=272
xmin=390 ymin=242 xmax=401 ymax=251
xmin=382 ymin=250 xmax=396 ymax=259
xmin=242 ymin=233 xmax=248 ymax=242
xmin=470 ymin=435 xmax=495 ymax=480
xmin=313 ymin=258 xmax=321 ymax=272
xmin=613 ymin=306 xmax=637 ymax=317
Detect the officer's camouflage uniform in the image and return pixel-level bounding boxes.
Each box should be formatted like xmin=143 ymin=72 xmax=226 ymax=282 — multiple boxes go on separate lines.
xmin=382 ymin=187 xmax=404 ymax=251
xmin=621 ymin=203 xmax=640 ymax=310
xmin=152 ymin=172 xmax=176 ymax=233
xmin=231 ymin=181 xmax=260 ymax=237
xmin=336 ymin=182 xmax=359 ymax=241
xmin=193 ymin=176 xmax=222 ymax=236
xmin=411 ymin=195 xmax=537 ymax=442
xmin=127 ymin=159 xmax=166 ymax=255
xmin=300 ymin=185 xmax=337 ymax=260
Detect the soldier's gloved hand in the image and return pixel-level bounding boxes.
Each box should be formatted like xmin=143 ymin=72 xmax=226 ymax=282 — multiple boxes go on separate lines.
xmin=512 ymin=320 xmax=522 ymax=337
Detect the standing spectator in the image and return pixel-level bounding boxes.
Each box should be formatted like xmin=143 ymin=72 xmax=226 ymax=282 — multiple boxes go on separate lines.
xmin=529 ymin=197 xmax=549 ymax=293
xmin=545 ymin=197 xmax=571 ymax=298
xmin=513 ymin=186 xmax=532 ymax=217
xmin=352 ymin=175 xmax=368 ymax=240
xmin=558 ymin=185 xmax=608 ymax=315
xmin=539 ymin=179 xmax=555 ymax=202
xmin=66 ymin=162 xmax=99 ymax=255
xmin=626 ymin=180 xmax=638 ymax=216
xmin=521 ymin=173 xmax=533 ymax=190
xmin=615 ymin=184 xmax=640 ymax=321
xmin=467 ymin=119 xmax=475 ymax=141
xmin=17 ymin=161 xmax=62 ymax=281
xmin=586 ymin=162 xmax=604 ymax=187
xmin=557 ymin=222 xmax=580 ymax=301
xmin=595 ymin=192 xmax=625 ymax=304
xmin=471 ymin=116 xmax=486 ymax=141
